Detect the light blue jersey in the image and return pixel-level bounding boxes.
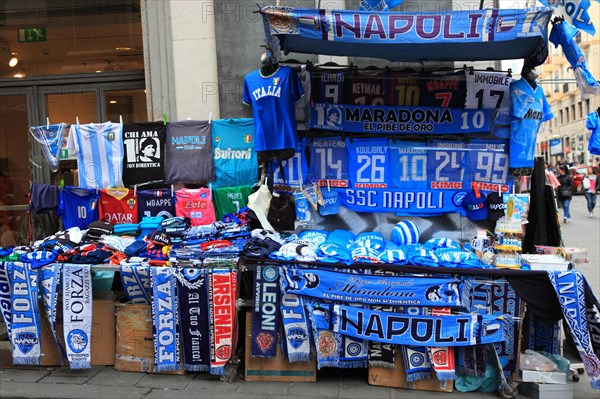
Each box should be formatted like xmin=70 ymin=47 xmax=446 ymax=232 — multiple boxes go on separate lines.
xmin=211 ymin=118 xmax=258 ymax=188
xmin=388 ymin=140 xmax=428 ymax=190
xmin=346 ymin=138 xmax=390 ymax=189
xmin=509 ymin=78 xmax=553 ymax=169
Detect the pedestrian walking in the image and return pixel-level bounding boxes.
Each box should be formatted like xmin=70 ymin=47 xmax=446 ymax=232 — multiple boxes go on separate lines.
xmin=583 ymin=166 xmax=597 ymax=217
xmin=557 ymin=165 xmax=573 ymax=223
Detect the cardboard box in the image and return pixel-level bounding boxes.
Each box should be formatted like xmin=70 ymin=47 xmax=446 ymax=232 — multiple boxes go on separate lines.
xmin=369 ymin=351 xmax=454 ymax=392
xmin=519 ymin=381 xmax=573 ymax=399
xmin=244 ymin=312 xmax=316 ymax=382
xmin=0 ymin=294 xmax=116 ymax=367
xmin=114 ymin=302 xmax=183 ymax=374
xmin=521 ymin=369 xmax=568 ymax=384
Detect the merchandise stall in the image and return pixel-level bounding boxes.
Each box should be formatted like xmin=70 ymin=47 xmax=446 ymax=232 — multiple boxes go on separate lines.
xmin=1 ymin=3 xmax=599 ymax=398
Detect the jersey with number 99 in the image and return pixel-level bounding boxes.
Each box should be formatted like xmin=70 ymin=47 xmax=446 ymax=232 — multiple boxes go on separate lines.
xmin=346 ymin=138 xmax=390 ymax=189
xmin=466 ymin=139 xmax=511 ymax=192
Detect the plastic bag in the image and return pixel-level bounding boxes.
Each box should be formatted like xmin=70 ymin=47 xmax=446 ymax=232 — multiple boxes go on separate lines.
xmin=519 ymin=349 xmax=558 ymax=371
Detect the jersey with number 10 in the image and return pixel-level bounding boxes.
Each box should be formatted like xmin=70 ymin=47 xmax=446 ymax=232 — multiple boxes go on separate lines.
xmin=59 ymin=186 xmax=100 ymax=229
xmin=346 ymin=138 xmax=389 ymax=189
xmin=388 ymin=140 xmax=428 ymax=190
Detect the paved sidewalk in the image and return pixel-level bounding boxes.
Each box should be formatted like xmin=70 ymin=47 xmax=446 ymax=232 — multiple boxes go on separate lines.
xmin=1 ymin=196 xmax=599 ymax=399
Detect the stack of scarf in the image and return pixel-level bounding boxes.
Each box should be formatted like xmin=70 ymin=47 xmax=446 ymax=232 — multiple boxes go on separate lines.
xmin=405 ymin=244 xmax=439 ymax=267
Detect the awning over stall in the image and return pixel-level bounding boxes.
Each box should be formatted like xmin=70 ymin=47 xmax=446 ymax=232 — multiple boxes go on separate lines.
xmin=260 ymin=6 xmax=554 ymax=63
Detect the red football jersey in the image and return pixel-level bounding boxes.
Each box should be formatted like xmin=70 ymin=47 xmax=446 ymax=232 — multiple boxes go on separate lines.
xmin=99 ymin=188 xmax=139 ymax=224
xmin=174 ymin=187 xmax=216 ymax=226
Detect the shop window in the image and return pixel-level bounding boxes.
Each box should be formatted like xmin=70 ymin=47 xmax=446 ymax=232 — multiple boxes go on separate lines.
xmin=578 ymin=102 xmax=583 ymax=119
xmin=560 ymin=109 xmax=564 ymax=125
xmin=104 ymin=89 xmax=147 ymax=123
xmin=571 ymin=105 xmax=576 ymax=121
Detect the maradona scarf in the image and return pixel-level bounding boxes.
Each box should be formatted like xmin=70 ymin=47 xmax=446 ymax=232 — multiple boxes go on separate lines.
xmin=0 ymin=262 xmax=13 ymax=341
xmin=311 ymin=303 xmax=506 ymax=347
xmin=150 ymin=266 xmax=180 ymax=372
xmin=119 ymin=261 xmax=151 ymax=304
xmin=252 ymin=265 xmax=279 ymax=358
xmin=279 ymin=278 xmax=311 ymax=362
xmin=280 ymin=266 xmax=461 ymax=307
xmin=9 ymin=262 xmax=42 ymax=365
xmin=175 ymin=268 xmax=210 ymax=372
xmin=547 ymin=271 xmax=600 ymax=390
xmin=208 ymin=267 xmax=236 ymax=375
xmin=40 ymin=263 xmax=65 ymax=361
xmin=62 ymin=264 xmax=92 ymax=369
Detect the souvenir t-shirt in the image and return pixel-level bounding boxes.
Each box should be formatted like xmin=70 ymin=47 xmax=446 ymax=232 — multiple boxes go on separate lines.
xmin=509 ymin=78 xmax=554 ymax=169
xmin=243 ymin=66 xmax=304 ymax=152
xmin=137 ymin=188 xmax=175 ymax=219
xmin=211 ymin=118 xmax=258 ymax=188
xmin=58 ymin=186 xmax=100 ymax=229
xmin=122 ymin=122 xmax=166 ymax=186
xmin=174 ymin=187 xmax=216 ymax=226
xmin=212 ymin=185 xmax=253 ymax=221
xmin=165 ymin=120 xmax=214 ymax=183
xmin=66 ymin=122 xmax=124 ymax=189
xmin=99 ymin=188 xmax=138 ymax=225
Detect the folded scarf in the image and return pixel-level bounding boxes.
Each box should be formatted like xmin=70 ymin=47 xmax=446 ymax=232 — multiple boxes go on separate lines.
xmin=119 ymin=262 xmax=151 ymax=304
xmin=280 ymin=287 xmax=311 ymax=363
xmin=63 ymin=264 xmax=93 ymax=369
xmin=150 ymin=267 xmax=180 ymax=372
xmin=377 ymin=249 xmax=408 ymax=265
xmin=527 ymin=310 xmax=561 ymax=355
xmin=401 ymin=345 xmax=432 ymax=382
xmin=406 ymin=244 xmax=439 ymax=267
xmin=368 ymin=269 xmax=397 ymax=369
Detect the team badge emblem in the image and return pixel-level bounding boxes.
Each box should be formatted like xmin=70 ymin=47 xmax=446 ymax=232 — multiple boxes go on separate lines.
xmin=14 ymin=332 xmax=38 ymax=354
xmin=318 ymin=330 xmax=337 ymax=356
xmin=127 ymin=198 xmax=136 ymax=209
xmin=256 ymin=332 xmax=275 ymax=353
xmin=107 ymin=132 xmax=115 ymax=141
xmin=215 ymin=136 xmax=220 ymax=142
xmin=272 ymin=77 xmax=280 ymax=85
xmin=67 ymin=329 xmax=88 ymax=353
xmin=243 ymin=134 xmax=252 ymax=143
xmin=288 ymin=327 xmax=308 ymax=349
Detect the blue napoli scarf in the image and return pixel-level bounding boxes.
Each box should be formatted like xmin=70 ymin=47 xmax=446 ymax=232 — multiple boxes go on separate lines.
xmin=120 ymin=262 xmax=151 ymax=304
xmin=528 ymin=311 xmax=561 ymax=355
xmin=306 ymin=300 xmax=342 ymax=369
xmin=0 ymin=262 xmax=13 ymax=341
xmin=547 ymin=271 xmax=600 ymax=390
xmin=458 ymin=279 xmax=490 ymax=377
xmin=175 ymin=268 xmax=210 ymax=372
xmin=279 ymin=289 xmax=311 ymax=362
xmin=150 ymin=267 xmax=181 ymax=372
xmin=9 ymin=262 xmax=42 ymax=365
xmin=252 ymin=265 xmax=280 ymax=358
xmin=401 ymin=345 xmax=432 ymax=382
xmin=63 ymin=264 xmax=93 ymax=369
xmin=311 ymin=303 xmax=507 ymax=347
xmin=489 ymin=279 xmax=521 ymax=378
xmin=40 ymin=263 xmax=66 ymax=362
xmin=280 ymin=266 xmax=462 ymax=307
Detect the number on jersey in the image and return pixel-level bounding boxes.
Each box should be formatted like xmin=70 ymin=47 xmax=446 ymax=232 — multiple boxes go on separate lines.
xmin=465 ymin=71 xmax=512 ymax=109
xmin=427 ymin=140 xmax=466 ymax=190
xmin=308 ymin=137 xmax=349 ymax=187
xmin=388 ymin=141 xmax=428 ymax=190
xmin=273 ymin=140 xmax=308 ymax=188
xmin=466 ymin=140 xmax=512 ymax=192
xmin=346 ymin=138 xmax=389 ymax=189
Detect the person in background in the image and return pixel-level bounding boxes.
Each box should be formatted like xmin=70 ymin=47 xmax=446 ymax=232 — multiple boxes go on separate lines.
xmin=584 ymin=166 xmax=597 ymax=217
xmin=556 ymin=165 xmax=573 ymax=223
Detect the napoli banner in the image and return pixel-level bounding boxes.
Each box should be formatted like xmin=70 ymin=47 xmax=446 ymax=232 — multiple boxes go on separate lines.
xmin=335 ymin=188 xmax=465 ymax=215
xmin=309 ymin=104 xmax=492 ymax=134
xmin=281 ymin=266 xmax=462 ymax=307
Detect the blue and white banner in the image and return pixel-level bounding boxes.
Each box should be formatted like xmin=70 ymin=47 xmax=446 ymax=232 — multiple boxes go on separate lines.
xmin=40 ymin=263 xmax=66 ymax=361
xmin=311 ymin=303 xmax=506 ymax=347
xmin=544 ymin=0 xmax=597 ymax=35
xmin=120 ymin=263 xmax=151 ymax=305
xmin=335 ymin=188 xmax=465 ymax=215
xmin=281 ymin=266 xmax=462 ymax=307
xmin=310 ymin=104 xmax=492 ymax=135
xmin=550 ymin=138 xmax=563 ymax=156
xmin=9 ymin=262 xmax=42 ymax=365
xmin=63 ymin=264 xmax=92 ymax=369
xmin=0 ymin=262 xmax=13 ymax=341
xmin=151 ymin=266 xmax=181 ymax=372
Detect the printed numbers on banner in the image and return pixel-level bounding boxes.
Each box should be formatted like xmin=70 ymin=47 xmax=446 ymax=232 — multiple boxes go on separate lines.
xmin=474 ymin=89 xmax=505 ymax=109
xmin=275 ymin=153 xmax=303 ymax=186
xmin=397 ymin=155 xmax=427 ymax=182
xmin=474 ymin=152 xmax=508 ymax=184
xmin=356 ymin=155 xmax=386 ymax=184
xmin=325 ymin=84 xmax=340 ymax=104
xmin=77 ymin=206 xmax=87 ymax=219
xmin=435 ymin=92 xmax=453 ymax=108
xmin=393 ymin=84 xmax=420 ymax=106
xmin=434 ymin=151 xmax=464 ymax=182
xmin=460 ymin=111 xmax=486 ymax=130
xmin=314 ymin=148 xmax=343 ymax=180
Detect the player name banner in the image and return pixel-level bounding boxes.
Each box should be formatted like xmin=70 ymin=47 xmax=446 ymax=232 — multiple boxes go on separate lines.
xmin=310 ymin=104 xmax=492 ymax=135
xmin=336 ymin=188 xmax=464 ymax=214
xmin=311 ymin=303 xmax=507 ymax=347
xmin=281 ymin=266 xmax=462 ymax=307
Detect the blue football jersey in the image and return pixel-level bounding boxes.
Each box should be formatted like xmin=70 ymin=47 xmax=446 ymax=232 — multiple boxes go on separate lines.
xmin=59 ymin=186 xmax=100 ymax=229
xmin=427 ymin=139 xmax=467 ymax=191
xmin=273 ymin=139 xmax=308 ymax=188
xmin=466 ymin=139 xmax=512 ymax=193
xmin=307 ymin=136 xmax=349 ymax=188
xmin=243 ymin=66 xmax=304 ymax=152
xmin=137 ymin=188 xmax=175 ymax=219
xmin=388 ymin=140 xmax=428 ymax=190
xmin=509 ymin=78 xmax=553 ymax=169
xmin=346 ymin=138 xmax=390 ymax=189
xmin=211 ymin=118 xmax=258 ymax=188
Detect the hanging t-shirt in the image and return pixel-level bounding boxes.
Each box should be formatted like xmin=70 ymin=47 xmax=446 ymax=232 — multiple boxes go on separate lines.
xmin=99 ymin=188 xmax=138 ymax=224
xmin=58 ymin=186 xmax=100 ymax=229
xmin=122 ymin=122 xmax=166 ymax=186
xmin=165 ymin=120 xmax=214 ymax=183
xmin=346 ymin=138 xmax=390 ymax=189
xmin=137 ymin=188 xmax=175 ymax=219
xmin=174 ymin=187 xmax=216 ymax=226
xmin=465 ymin=71 xmax=512 ymax=110
xmin=211 ymin=118 xmax=258 ymax=188
xmin=212 ymin=185 xmax=253 ymax=221
xmin=243 ymin=66 xmax=304 ymax=152
xmin=66 ymin=122 xmax=124 ymax=189
xmin=586 ymin=111 xmax=600 ymax=155
xmin=509 ymin=78 xmax=554 ymax=169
